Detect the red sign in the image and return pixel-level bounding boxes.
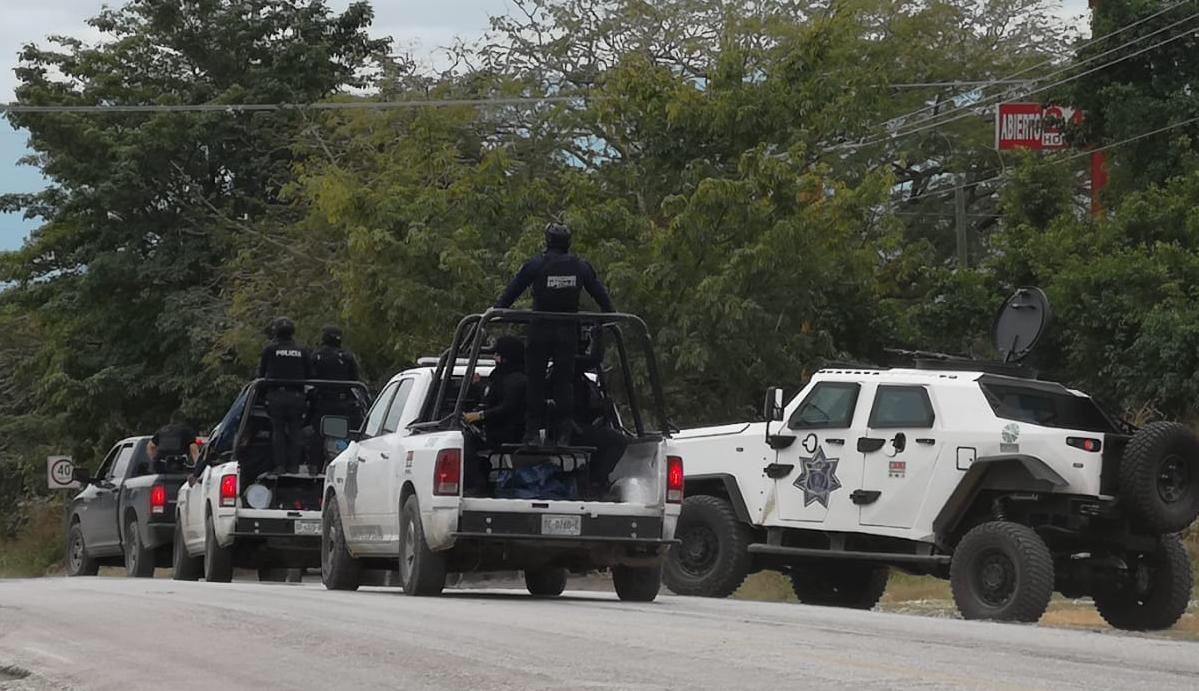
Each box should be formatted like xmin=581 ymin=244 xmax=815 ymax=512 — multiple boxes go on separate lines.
xmin=995 ymin=103 xmax=1083 ymax=151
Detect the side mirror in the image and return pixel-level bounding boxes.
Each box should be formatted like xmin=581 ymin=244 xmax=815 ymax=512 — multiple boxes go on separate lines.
xmin=763 ymin=387 xmax=785 ymax=422
xmin=71 ymin=467 xmax=91 ymax=486
xmin=320 ymin=415 xmax=350 ymax=440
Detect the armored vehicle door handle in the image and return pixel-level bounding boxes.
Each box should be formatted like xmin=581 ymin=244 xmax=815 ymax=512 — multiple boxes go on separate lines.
xmin=379 ymin=452 xmax=390 ymax=460
xmin=826 ymin=438 xmax=845 ymax=446
xmin=850 ymin=490 xmax=881 ymax=505
xmin=916 ymin=438 xmax=935 ymax=446
xmin=857 ymin=437 xmax=885 ymax=453
xmin=763 ymin=463 xmax=794 ymax=479
xmin=891 ymin=433 xmax=906 ymax=453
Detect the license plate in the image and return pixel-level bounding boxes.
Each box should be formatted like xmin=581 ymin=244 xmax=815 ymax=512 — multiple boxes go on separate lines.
xmin=541 ymin=514 xmax=582 ymax=536
xmin=294 ymin=520 xmax=321 ymax=536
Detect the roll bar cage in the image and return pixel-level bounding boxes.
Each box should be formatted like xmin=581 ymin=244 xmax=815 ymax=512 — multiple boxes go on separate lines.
xmin=411 ymin=309 xmax=671 ymax=439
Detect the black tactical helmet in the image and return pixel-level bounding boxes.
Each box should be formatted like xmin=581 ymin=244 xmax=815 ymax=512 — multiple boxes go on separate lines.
xmin=493 ymin=335 xmax=525 ymax=368
xmin=320 ymin=325 xmax=343 ymax=347
xmin=270 ymin=317 xmax=296 ymax=340
xmin=544 ymin=222 xmax=572 ymax=251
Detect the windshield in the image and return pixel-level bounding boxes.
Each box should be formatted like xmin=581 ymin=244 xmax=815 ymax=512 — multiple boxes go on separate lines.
xmin=979 ymin=380 xmax=1119 ymax=433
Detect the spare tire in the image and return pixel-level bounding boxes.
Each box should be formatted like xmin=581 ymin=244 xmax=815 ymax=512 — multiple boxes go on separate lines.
xmin=1119 ymin=422 xmax=1199 ymax=533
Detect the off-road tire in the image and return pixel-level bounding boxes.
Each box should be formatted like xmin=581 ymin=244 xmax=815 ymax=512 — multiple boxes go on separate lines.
xmin=664 ymin=495 xmax=754 ymax=598
xmin=124 ymin=516 xmax=155 ymax=578
xmin=203 ymin=514 xmax=234 ymax=583
xmin=257 ymin=568 xmax=289 ymax=582
xmin=790 ymin=564 xmax=889 ymax=610
xmin=1119 ymin=422 xmax=1199 ymax=534
xmin=321 ymin=495 xmax=361 ymax=591
xmin=1094 ymin=533 xmax=1193 ymax=631
xmin=66 ymin=521 xmax=100 ymax=577
xmin=950 ymin=521 xmax=1053 ymax=623
xmin=399 ymin=496 xmax=446 ymax=596
xmin=613 ymin=563 xmax=662 ymax=602
xmin=525 ymin=568 xmax=568 ymax=597
xmin=172 ymin=521 xmax=202 ymax=581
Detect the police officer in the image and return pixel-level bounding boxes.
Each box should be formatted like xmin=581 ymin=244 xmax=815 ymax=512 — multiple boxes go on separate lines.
xmin=148 ymin=409 xmax=200 ymax=475
xmin=571 ymin=325 xmax=627 ymax=497
xmin=258 ymin=317 xmax=312 ymax=474
xmin=464 ymin=335 xmax=528 ymax=447
xmin=309 ymin=325 xmax=363 ymax=468
xmin=311 ymin=325 xmax=360 ymax=381
xmin=494 ymin=222 xmax=614 ymax=446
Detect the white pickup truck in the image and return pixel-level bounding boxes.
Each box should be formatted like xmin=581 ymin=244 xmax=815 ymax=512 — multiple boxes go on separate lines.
xmin=173 ymin=378 xmax=370 ymax=582
xmin=320 ymin=309 xmax=683 ymax=601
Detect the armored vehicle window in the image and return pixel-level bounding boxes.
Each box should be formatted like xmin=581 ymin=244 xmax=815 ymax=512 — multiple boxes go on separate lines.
xmin=980 ymin=381 xmax=1118 ymax=433
xmin=788 ymin=383 xmax=860 ymax=429
xmin=869 ymin=386 xmax=935 ymax=429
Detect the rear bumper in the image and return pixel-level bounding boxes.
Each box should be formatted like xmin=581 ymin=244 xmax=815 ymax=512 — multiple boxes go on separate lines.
xmin=454 ymin=511 xmax=674 ymax=545
xmin=142 ymin=521 xmax=176 ymax=550
xmin=234 ymin=515 xmax=322 ymax=545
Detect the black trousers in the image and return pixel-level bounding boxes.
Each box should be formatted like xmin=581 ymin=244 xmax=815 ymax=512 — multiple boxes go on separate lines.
xmin=576 ymin=424 xmax=628 ymax=491
xmin=267 ymin=388 xmax=306 ymax=472
xmin=525 ymin=321 xmax=578 ymax=439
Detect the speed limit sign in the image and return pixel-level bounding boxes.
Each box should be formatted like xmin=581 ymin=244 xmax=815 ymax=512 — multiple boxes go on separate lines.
xmin=47 ymin=456 xmax=79 ymax=489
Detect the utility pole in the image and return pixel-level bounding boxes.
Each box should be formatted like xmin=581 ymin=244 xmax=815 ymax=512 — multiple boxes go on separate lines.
xmin=955 ymin=175 xmax=968 ymax=268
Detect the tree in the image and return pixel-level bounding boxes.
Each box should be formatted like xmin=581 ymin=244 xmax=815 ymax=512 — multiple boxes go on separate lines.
xmin=1071 ymin=0 xmax=1199 ymax=197
xmin=0 ymin=0 xmax=389 ymax=465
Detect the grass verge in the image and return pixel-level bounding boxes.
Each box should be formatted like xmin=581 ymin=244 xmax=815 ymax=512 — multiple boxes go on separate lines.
xmin=0 ymin=500 xmax=65 ymax=578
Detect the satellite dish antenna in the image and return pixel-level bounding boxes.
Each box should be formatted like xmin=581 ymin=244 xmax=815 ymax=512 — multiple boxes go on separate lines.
xmin=993 ymin=287 xmax=1052 ymax=363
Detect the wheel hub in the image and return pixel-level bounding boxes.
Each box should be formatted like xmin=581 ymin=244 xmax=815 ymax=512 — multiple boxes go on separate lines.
xmin=677 ymin=526 xmax=718 ymax=577
xmin=401 ymin=518 xmax=416 ymax=580
xmin=1157 ymin=455 xmax=1189 ymax=504
xmin=975 ymin=551 xmax=1016 ymax=606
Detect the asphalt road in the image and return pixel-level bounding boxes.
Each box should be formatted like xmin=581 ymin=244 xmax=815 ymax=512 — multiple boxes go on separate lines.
xmin=1 ymin=577 xmax=1197 ymax=690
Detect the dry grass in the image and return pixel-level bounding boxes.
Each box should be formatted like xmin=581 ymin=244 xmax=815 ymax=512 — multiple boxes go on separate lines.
xmin=0 ymin=501 xmax=65 ymax=578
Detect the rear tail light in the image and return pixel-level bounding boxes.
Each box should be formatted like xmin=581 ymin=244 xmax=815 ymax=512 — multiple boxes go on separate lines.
xmin=219 ymin=474 xmax=238 ymax=507
xmin=149 ymin=484 xmax=167 ymax=515
xmin=666 ymin=455 xmax=684 ymax=503
xmin=1067 ymin=437 xmax=1102 ymax=453
xmin=434 ymin=449 xmax=462 ymax=496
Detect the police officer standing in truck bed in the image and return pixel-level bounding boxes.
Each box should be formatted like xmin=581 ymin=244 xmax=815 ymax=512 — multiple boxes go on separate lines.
xmin=494 ymin=222 xmax=614 ymax=447
xmin=258 ymin=317 xmax=311 ymax=474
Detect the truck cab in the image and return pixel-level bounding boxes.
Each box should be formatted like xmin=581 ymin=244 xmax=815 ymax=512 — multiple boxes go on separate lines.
xmin=173 ymin=378 xmax=370 ymax=583
xmin=321 ymin=309 xmax=683 ymax=601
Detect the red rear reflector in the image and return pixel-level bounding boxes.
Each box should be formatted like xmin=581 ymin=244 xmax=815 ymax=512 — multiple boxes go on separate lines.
xmin=666 ymin=455 xmax=684 ymax=503
xmin=434 ymin=449 xmax=462 ymax=496
xmin=1067 ymin=437 xmax=1102 ymax=453
xmin=150 ymin=484 xmax=167 ymax=514
xmin=219 ymin=474 xmax=238 ymax=507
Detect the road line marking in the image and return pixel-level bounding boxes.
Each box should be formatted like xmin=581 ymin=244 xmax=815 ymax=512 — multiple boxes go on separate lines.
xmin=22 ymin=647 xmax=72 ymax=665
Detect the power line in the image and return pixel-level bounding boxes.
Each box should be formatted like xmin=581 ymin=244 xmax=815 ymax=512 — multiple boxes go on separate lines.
xmin=878 ymin=0 xmax=1195 ymax=131
xmin=903 ymin=114 xmax=1199 ymax=203
xmin=834 ymin=13 xmax=1199 ymax=153
xmin=0 ymin=95 xmax=581 ymax=114
xmin=880 ymin=7 xmax=1199 ymax=140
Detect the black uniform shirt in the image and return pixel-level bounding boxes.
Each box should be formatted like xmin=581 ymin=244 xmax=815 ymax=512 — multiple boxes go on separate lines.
xmin=311 ymin=345 xmax=360 ymax=381
xmin=495 ymin=248 xmax=615 ymax=313
xmin=258 ymin=338 xmax=312 ymax=382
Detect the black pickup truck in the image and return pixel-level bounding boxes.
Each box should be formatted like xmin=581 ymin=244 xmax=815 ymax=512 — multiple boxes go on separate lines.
xmin=65 ymin=436 xmax=191 ymax=578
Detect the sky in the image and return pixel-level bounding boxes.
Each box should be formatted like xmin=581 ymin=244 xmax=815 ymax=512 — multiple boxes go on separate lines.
xmin=0 ymin=0 xmax=1091 ymax=251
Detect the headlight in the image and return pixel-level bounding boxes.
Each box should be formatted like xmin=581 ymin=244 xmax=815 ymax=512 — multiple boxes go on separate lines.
xmin=244 ymin=483 xmax=273 ymax=510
